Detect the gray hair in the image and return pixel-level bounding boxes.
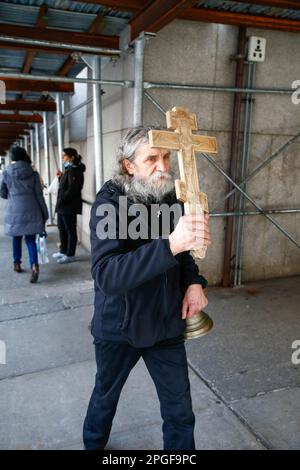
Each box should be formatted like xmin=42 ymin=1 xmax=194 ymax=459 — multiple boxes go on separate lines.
xmin=112 ymin=126 xmax=175 ymax=202
xmin=114 ymin=126 xmax=160 ymax=177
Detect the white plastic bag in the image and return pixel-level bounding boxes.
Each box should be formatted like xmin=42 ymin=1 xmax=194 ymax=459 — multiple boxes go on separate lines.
xmin=36 ymin=235 xmax=49 ymax=264
xmin=48 ymin=176 xmax=59 ymax=195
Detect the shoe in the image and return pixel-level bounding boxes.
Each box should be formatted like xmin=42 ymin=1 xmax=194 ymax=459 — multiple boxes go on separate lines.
xmin=52 ymin=252 xmax=65 ymax=260
xmin=57 ymin=255 xmax=76 ymax=264
xmin=30 ymin=264 xmax=39 ymax=283
xmin=13 ymin=262 xmax=23 ymax=273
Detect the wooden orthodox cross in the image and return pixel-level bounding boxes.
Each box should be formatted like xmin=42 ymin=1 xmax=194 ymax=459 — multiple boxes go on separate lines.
xmin=148 ymin=106 xmax=217 ymax=259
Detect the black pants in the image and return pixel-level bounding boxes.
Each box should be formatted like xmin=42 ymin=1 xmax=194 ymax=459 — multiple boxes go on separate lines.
xmin=57 ymin=213 xmax=77 ymax=257
xmin=83 ymin=337 xmax=195 ymax=450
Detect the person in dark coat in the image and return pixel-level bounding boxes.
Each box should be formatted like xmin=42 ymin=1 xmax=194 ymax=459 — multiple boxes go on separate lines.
xmin=83 ymin=127 xmax=211 ymax=450
xmin=53 ymin=147 xmax=86 ymax=264
xmin=0 ymin=146 xmax=49 ymax=283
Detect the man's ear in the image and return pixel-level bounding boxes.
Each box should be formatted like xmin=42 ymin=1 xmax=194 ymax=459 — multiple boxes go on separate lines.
xmin=123 ymin=158 xmax=134 ymax=175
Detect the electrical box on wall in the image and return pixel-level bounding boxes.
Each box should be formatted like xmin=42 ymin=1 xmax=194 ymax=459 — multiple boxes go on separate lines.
xmin=248 ymin=36 xmax=266 ymax=62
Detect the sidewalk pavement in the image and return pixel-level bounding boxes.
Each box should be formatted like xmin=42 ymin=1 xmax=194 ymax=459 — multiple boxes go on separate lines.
xmin=0 ymin=197 xmax=299 ymax=450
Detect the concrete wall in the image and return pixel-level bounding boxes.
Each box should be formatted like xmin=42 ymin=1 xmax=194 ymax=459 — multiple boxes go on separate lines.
xmin=40 ymin=19 xmax=300 ymax=285
xmin=77 ymin=53 xmax=136 ymax=250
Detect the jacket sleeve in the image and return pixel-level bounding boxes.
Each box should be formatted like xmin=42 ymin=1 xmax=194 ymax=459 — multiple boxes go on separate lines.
xmin=90 ymin=196 xmax=178 ymax=296
xmin=34 ymin=171 xmax=49 ymax=220
xmin=180 ymin=251 xmax=208 ymax=290
xmin=61 ymin=169 xmax=83 ymax=203
xmin=0 ymin=173 xmax=8 ymax=199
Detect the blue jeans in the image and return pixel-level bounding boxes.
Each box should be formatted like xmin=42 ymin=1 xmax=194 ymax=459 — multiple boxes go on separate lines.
xmin=13 ymin=235 xmax=38 ymax=267
xmin=83 ymin=336 xmax=195 ymax=450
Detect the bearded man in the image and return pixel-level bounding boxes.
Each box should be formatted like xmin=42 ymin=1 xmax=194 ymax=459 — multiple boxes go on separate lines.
xmin=83 ymin=127 xmax=211 ymax=450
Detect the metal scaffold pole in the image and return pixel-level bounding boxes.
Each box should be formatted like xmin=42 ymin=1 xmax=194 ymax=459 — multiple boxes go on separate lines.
xmin=43 ymin=112 xmax=53 ymax=224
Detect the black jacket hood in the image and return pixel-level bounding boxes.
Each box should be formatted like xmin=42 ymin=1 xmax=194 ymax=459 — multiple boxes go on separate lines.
xmin=70 ymin=162 xmax=86 ymax=173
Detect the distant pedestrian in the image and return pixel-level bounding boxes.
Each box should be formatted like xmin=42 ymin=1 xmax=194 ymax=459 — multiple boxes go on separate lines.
xmin=0 ymin=147 xmax=49 ymax=283
xmin=53 ymin=148 xmax=86 ymax=264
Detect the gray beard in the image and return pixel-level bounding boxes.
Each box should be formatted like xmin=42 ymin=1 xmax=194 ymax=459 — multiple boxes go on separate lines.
xmin=113 ymin=171 xmax=175 ymax=204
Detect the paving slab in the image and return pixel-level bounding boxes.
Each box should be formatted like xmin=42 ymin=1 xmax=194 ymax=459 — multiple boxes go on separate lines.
xmin=186 ymin=277 xmax=300 ymax=402
xmin=0 ymin=280 xmax=94 ymax=306
xmin=233 ymin=388 xmax=300 ymax=450
xmin=0 ymin=306 xmax=94 ymax=380
xmin=0 ymin=296 xmax=65 ymax=322
xmin=0 ymin=290 xmax=94 ymax=322
xmin=0 ymin=359 xmax=264 ymax=450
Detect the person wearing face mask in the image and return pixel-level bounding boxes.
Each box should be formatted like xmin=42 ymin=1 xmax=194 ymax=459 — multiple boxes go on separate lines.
xmin=53 ymin=148 xmax=86 ymax=264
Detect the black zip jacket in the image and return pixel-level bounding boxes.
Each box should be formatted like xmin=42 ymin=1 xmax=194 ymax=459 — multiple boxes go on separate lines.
xmin=55 ymin=163 xmax=86 ymax=215
xmin=90 ymin=180 xmax=208 ymax=348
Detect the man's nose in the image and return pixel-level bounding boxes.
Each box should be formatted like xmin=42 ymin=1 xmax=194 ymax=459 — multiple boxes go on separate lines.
xmin=156 ymin=158 xmax=169 ymax=173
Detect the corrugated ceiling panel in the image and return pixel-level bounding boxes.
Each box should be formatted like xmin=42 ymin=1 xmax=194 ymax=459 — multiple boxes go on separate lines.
xmin=196 ymin=0 xmax=300 ymax=20
xmin=0 ymin=0 xmax=131 ymax=18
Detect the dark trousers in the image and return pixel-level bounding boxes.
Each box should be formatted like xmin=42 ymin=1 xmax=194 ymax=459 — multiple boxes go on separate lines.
xmin=13 ymin=235 xmax=38 ymax=267
xmin=83 ymin=337 xmax=195 ymax=450
xmin=57 ymin=213 xmax=77 ymax=257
